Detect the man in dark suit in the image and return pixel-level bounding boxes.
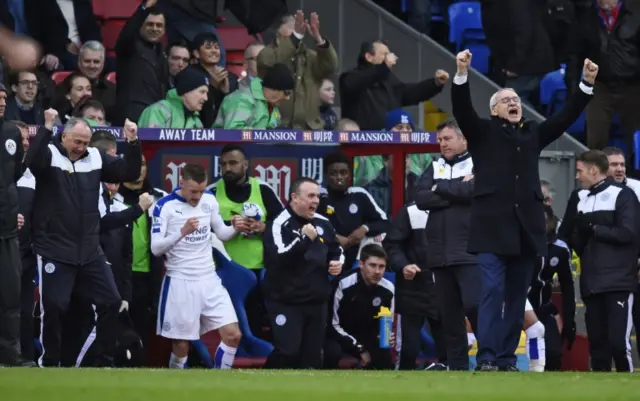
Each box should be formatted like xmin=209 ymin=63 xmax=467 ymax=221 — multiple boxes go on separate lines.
xmin=451 ymin=49 xmax=598 ymax=371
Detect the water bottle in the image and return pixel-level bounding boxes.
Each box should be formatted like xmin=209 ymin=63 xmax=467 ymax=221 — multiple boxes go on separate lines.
xmin=376 ymin=306 xmax=393 ymax=349
xmin=241 ymin=202 xmax=262 ymax=237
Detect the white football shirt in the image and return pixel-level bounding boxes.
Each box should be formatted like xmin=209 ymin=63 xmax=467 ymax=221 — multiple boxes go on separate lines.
xmin=151 ymin=190 xmax=237 ymax=279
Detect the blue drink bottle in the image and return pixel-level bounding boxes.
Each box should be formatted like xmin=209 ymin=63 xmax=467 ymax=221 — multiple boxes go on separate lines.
xmin=376 ymin=306 xmax=393 ymax=349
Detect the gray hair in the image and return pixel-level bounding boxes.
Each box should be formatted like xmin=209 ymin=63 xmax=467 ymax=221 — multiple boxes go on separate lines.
xmin=489 ymin=88 xmax=516 ymax=110
xmin=64 ymin=117 xmax=91 ymax=134
xmin=79 ymin=41 xmax=105 ymax=58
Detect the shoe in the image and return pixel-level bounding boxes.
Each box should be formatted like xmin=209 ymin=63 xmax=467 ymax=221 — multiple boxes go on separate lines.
xmin=424 ymin=362 xmax=448 ymax=371
xmin=475 ymin=362 xmax=499 ymax=372
xmin=0 ymin=356 xmax=37 ymax=367
xmin=499 ymin=364 xmax=520 ymax=372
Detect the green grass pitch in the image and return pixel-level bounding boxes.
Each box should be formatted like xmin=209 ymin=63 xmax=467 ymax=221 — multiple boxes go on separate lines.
xmin=1 ymin=369 xmax=640 ymax=401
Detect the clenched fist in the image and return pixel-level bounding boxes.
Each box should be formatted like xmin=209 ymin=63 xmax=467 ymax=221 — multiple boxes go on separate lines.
xmin=44 ymin=108 xmax=58 ymax=130
xmin=385 ymin=53 xmax=398 ymax=69
xmin=180 ymin=217 xmax=199 ymax=236
xmin=123 ymin=119 xmax=138 ymax=141
xmin=435 ymin=69 xmax=450 ymax=86
xmin=302 ymin=224 xmax=317 ymax=240
xmin=328 ymin=260 xmax=342 ymax=276
xmin=456 ymin=50 xmax=472 ymax=76
xmin=583 ymin=58 xmax=599 ymax=85
xmin=138 ymin=193 xmax=154 ymax=211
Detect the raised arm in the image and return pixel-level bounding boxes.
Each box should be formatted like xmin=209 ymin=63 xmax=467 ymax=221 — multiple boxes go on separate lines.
xmin=538 ymin=59 xmax=597 ymax=149
xmin=115 ymin=1 xmax=154 ymax=58
xmin=451 ymin=50 xmax=490 ymax=143
xmin=101 ymin=119 xmax=142 ymax=184
xmin=24 ymin=109 xmax=58 ymax=177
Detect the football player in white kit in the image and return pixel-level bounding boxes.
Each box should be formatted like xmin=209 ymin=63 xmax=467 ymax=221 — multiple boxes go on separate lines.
xmin=151 ymin=164 xmax=245 ymax=369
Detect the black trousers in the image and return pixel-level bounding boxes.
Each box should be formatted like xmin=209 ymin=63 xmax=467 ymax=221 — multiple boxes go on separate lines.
xmin=20 ymin=253 xmax=37 ymax=361
xmin=245 ymin=269 xmax=269 ymax=342
xmin=633 ymin=284 xmax=640 ymax=360
xmin=397 ymin=313 xmax=447 ymax=370
xmin=536 ymin=305 xmax=563 ymax=371
xmin=130 ymin=272 xmax=153 ymax=349
xmin=0 ymin=237 xmax=21 ymax=362
xmin=433 ymin=264 xmax=481 ymax=370
xmin=584 ymin=291 xmax=634 ymax=372
xmin=323 ymin=337 xmax=393 ymax=370
xmin=263 ymin=300 xmax=326 ymax=369
xmin=36 ymin=254 xmax=121 ymax=367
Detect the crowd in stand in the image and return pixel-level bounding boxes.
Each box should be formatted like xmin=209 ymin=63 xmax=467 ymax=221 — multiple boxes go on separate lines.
xmin=0 ymin=0 xmax=638 ymax=373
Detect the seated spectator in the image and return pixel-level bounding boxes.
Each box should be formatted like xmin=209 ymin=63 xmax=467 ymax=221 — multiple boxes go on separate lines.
xmin=5 ymin=70 xmax=44 ymax=125
xmin=191 ymin=33 xmax=239 ymax=127
xmin=114 ymin=0 xmax=169 ymax=125
xmin=324 ymin=244 xmax=395 ymax=370
xmin=340 ymin=40 xmax=447 ymax=130
xmin=51 ymin=71 xmax=92 ymax=123
xmin=157 ymin=0 xmax=226 ymax=66
xmin=167 ymin=41 xmax=191 ymax=89
xmin=258 ymin=11 xmax=338 ymax=129
xmin=318 ymin=78 xmax=336 ymax=130
xmin=214 ymin=63 xmax=294 ymax=129
xmin=52 ymin=41 xmax=116 ymax=122
xmin=137 ymin=67 xmax=208 ymax=128
xmin=25 ymin=0 xmax=102 ymax=71
xmin=72 ymin=97 xmax=106 ymax=126
xmin=335 ymin=118 xmax=360 ymax=132
xmin=238 ymin=41 xmax=265 ymax=89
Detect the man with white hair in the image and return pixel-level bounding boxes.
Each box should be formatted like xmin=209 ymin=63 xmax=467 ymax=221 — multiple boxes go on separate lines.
xmin=452 ymin=49 xmax=598 ymax=371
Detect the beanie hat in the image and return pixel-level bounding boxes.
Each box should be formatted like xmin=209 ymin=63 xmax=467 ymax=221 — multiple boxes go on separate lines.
xmin=262 ymin=63 xmax=295 ymax=91
xmin=175 ymin=67 xmax=210 ymax=96
xmin=385 ymin=109 xmax=414 ymax=131
xmin=0 ymin=82 xmax=6 ymax=94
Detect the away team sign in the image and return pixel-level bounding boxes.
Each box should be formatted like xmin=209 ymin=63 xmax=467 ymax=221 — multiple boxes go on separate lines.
xmin=156 ymin=145 xmax=327 ymax=202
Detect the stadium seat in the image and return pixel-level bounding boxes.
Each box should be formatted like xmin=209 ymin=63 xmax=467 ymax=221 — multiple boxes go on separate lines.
xmin=634 ymin=130 xmax=640 ymax=169
xmin=226 ymin=50 xmax=244 ymax=65
xmin=92 ymin=0 xmax=138 ymax=19
xmin=216 ymin=26 xmax=257 ymax=51
xmin=466 ymin=42 xmax=489 ymax=74
xmin=101 ymin=20 xmax=127 ymax=51
xmin=227 ymin=64 xmax=248 ymax=79
xmin=51 ymin=71 xmax=73 ymax=85
xmin=448 ymin=2 xmax=485 ymax=50
xmin=539 ymin=69 xmax=566 ymax=106
xmin=213 ymin=248 xmax=274 ymax=358
xmin=106 ymin=72 xmax=117 ymax=84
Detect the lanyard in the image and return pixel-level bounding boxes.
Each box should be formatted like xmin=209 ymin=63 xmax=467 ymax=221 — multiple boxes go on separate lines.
xmin=598 ymin=2 xmax=622 ymax=32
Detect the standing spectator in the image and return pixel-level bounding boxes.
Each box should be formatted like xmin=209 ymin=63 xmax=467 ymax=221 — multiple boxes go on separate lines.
xmin=324 ymin=244 xmax=395 ymax=370
xmin=5 ymin=70 xmax=44 ymax=125
xmin=52 ymin=41 xmax=116 ymax=121
xmin=238 ymin=41 xmax=264 ymax=90
xmin=318 ymin=78 xmax=336 ymax=130
xmin=340 ymin=39 xmax=447 ymax=130
xmin=24 ymin=0 xmax=102 ymax=71
xmin=262 ymin=178 xmax=344 ymax=369
xmin=415 ymin=118 xmax=480 ymax=371
xmin=570 ymin=150 xmax=638 ymax=372
xmin=257 ymin=11 xmax=339 ymax=129
xmin=191 ymin=33 xmax=238 ymax=127
xmin=566 ymin=0 xmax=640 ymax=153
xmin=383 ymin=203 xmax=447 ymax=370
xmin=114 ymin=0 xmax=169 ymax=125
xmin=0 ymin=119 xmax=33 ymax=367
xmin=214 ymin=63 xmax=294 ymax=129
xmin=51 ymin=71 xmax=91 ymax=123
xmin=25 ymin=110 xmax=142 ymax=367
xmin=481 ymin=0 xmax=557 ymax=105
xmin=451 ymin=50 xmax=596 ymax=371
xmin=138 ymin=67 xmax=208 ymax=129
xmin=157 ymin=0 xmax=226 ymax=66
xmin=167 ymin=41 xmax=190 ymax=89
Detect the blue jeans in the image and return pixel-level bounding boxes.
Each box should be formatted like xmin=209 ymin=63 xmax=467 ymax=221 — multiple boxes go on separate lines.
xmin=157 ymin=2 xmax=226 ymax=67
xmin=476 ymin=253 xmax=534 ymax=367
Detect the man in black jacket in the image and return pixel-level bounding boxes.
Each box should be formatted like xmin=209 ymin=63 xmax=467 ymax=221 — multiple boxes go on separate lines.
xmin=339 ymin=40 xmax=448 ymax=130
xmin=0 ymin=119 xmax=33 ymax=367
xmin=25 ymin=110 xmax=141 ymax=367
xmin=383 ymin=203 xmax=446 ymax=370
xmin=570 ymin=150 xmax=638 ymax=372
xmin=262 ymin=177 xmax=344 ymax=369
xmin=452 ymin=49 xmax=596 ymax=371
xmin=414 ymin=118 xmax=480 ymax=371
xmin=114 ymin=0 xmax=169 ymax=125
xmin=324 ymin=244 xmax=394 ymax=370
xmin=565 ymin=0 xmax=640 ymax=152
xmin=318 ymin=150 xmax=389 ymax=273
